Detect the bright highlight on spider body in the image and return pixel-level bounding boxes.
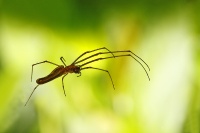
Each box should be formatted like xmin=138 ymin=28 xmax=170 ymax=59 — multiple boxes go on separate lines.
xmin=25 ymin=47 xmax=150 ymax=106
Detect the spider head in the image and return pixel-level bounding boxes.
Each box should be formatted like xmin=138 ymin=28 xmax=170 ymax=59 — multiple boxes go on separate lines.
xmin=74 ymin=66 xmax=81 ymax=74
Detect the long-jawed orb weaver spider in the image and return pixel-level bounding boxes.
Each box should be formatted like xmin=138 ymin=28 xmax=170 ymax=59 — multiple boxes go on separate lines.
xmin=24 ymin=47 xmax=150 ymax=106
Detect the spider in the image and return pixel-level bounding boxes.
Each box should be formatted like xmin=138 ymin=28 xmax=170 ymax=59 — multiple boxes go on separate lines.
xmin=25 ymin=47 xmax=150 ymax=106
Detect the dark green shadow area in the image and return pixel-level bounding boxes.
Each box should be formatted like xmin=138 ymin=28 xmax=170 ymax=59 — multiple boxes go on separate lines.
xmin=1 ymin=0 xmax=189 ymax=32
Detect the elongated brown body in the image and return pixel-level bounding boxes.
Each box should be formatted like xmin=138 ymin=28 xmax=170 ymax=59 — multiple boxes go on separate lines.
xmin=36 ymin=66 xmax=65 ymax=84
xmin=36 ymin=65 xmax=81 ymax=85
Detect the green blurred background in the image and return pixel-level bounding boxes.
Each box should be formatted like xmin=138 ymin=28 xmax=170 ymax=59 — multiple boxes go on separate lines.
xmin=0 ymin=0 xmax=200 ymax=133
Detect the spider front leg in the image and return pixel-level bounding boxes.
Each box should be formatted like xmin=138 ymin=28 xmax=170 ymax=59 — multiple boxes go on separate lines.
xmin=72 ymin=47 xmax=115 ymax=64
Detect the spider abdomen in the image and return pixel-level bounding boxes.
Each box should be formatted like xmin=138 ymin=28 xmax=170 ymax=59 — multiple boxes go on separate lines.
xmin=36 ymin=65 xmax=65 ymax=84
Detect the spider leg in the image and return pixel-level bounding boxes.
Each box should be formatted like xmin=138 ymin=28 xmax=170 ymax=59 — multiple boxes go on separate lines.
xmin=80 ymin=54 xmax=150 ymax=81
xmin=62 ymin=73 xmax=68 ymax=96
xmin=24 ymin=84 xmax=39 ymax=106
xmin=60 ymin=57 xmax=67 ymax=66
xmin=72 ymin=47 xmax=115 ymax=64
xmin=81 ymin=67 xmax=115 ymax=90
xmin=77 ymin=72 xmax=81 ymax=77
xmin=74 ymin=51 xmax=114 ymax=65
xmin=31 ymin=61 xmax=60 ymax=82
xmin=75 ymin=50 xmax=150 ymax=71
xmin=112 ymin=50 xmax=150 ymax=71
